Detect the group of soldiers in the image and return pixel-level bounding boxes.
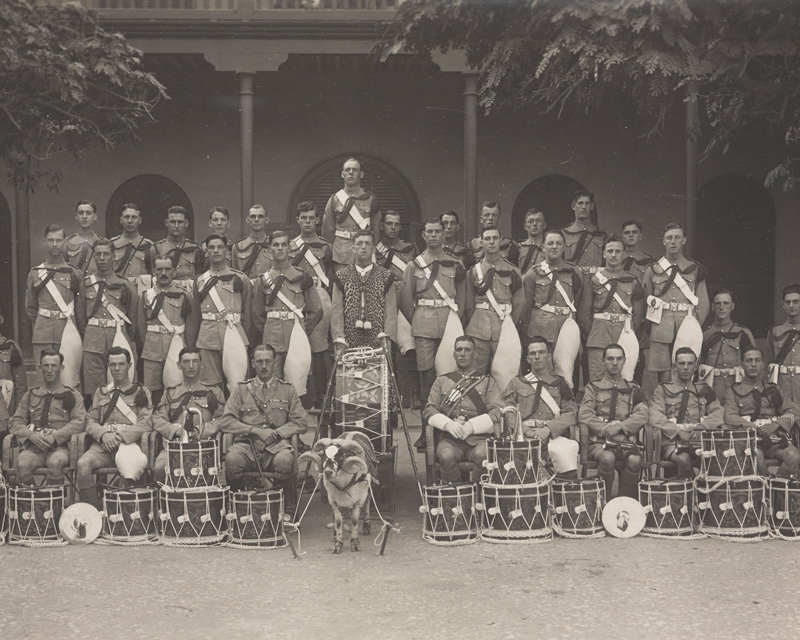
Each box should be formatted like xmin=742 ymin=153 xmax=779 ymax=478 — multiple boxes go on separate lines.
xmin=1 ymin=157 xmax=799 ymax=507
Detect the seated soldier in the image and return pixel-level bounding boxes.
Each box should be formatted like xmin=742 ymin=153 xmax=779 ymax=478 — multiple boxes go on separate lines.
xmin=423 ymin=336 xmax=503 ymax=482
xmin=151 ymin=347 xmax=225 ymax=483
xmin=724 ymin=346 xmax=800 ymax=478
xmin=578 ymin=344 xmax=648 ymax=498
xmin=650 ymin=347 xmax=725 ymax=479
xmin=219 ymin=343 xmax=307 ymax=492
xmin=502 ymin=336 xmax=578 ymax=477
xmin=8 ymin=350 xmax=85 ymax=487
xmin=77 ymin=347 xmax=152 ymax=508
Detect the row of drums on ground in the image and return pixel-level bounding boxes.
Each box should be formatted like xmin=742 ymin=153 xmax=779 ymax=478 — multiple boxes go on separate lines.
xmin=419 ymin=434 xmax=800 ymax=544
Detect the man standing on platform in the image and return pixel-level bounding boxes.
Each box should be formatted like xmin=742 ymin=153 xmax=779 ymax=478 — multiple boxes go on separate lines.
xmin=767 ymin=284 xmax=800 ymax=404
xmin=517 ymin=208 xmax=546 ymax=276
xmin=643 ymin=223 xmax=710 ymax=384
xmin=77 ymin=239 xmax=138 ymax=405
xmin=148 ymin=206 xmax=204 ymax=291
xmin=700 ymin=289 xmax=755 ymax=401
xmin=467 ymin=202 xmax=519 ymax=266
xmin=440 ymin=210 xmax=471 ymax=266
xmin=65 ymin=200 xmax=103 ymax=276
xmin=561 ymin=191 xmax=606 ymax=276
xmin=322 ymin=157 xmax=381 ymax=270
xmin=232 ymin=205 xmax=272 ymax=280
xmin=111 ymin=203 xmax=153 ymax=283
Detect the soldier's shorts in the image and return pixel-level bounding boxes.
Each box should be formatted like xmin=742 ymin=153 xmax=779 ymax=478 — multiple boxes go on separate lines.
xmin=647 ymin=341 xmax=673 ymax=373
xmin=199 ymin=349 xmax=224 ymax=386
xmin=414 ymin=337 xmax=441 ymax=372
xmin=143 ymin=358 xmax=165 ymax=392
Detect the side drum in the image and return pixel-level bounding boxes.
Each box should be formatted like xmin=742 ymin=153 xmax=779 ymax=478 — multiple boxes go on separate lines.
xmin=419 ymin=483 xmax=478 ymax=545
xmin=695 ymin=477 xmax=768 ymax=540
xmin=477 ymin=483 xmax=551 ymax=543
xmin=102 ymin=487 xmax=159 ymax=544
xmin=551 ymin=479 xmax=605 ymax=538
xmin=8 ymin=486 xmax=64 ymax=545
xmin=226 ymin=490 xmax=287 ymax=549
xmin=699 ymin=429 xmax=757 ymax=478
xmin=159 ymin=487 xmax=228 ymax=545
xmin=769 ymin=477 xmax=800 ymax=539
xmin=483 ymin=437 xmax=543 ymax=486
xmin=165 ymin=440 xmax=221 ymax=491
xmin=639 ymin=480 xmax=696 ymax=538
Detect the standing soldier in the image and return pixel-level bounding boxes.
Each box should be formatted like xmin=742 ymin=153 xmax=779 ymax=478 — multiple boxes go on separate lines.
xmin=767 ymin=284 xmax=800 ymax=404
xmin=620 ymin=220 xmax=654 ymax=284
xmin=561 ymin=190 xmax=607 ymax=276
xmin=290 ymin=201 xmax=334 ymax=405
xmin=137 ymin=256 xmax=199 ymax=406
xmin=440 ymin=210 xmax=471 ymax=266
xmin=466 ymin=202 xmax=519 ymax=266
xmin=202 ymin=206 xmax=233 ymax=267
xmin=76 ymin=347 xmax=152 ymax=508
xmin=26 ymin=224 xmax=83 ymax=388
xmin=232 ymin=205 xmax=272 ymax=280
xmin=65 ymin=200 xmax=104 ymax=276
xmin=700 ymin=289 xmax=755 ymax=401
xmin=76 ymin=238 xmax=138 ymax=404
xmin=331 ymin=230 xmax=397 ymax=352
xmin=578 ymin=344 xmax=647 ymax=499
xmin=111 ymin=203 xmax=153 ymax=283
xmin=0 ymin=306 xmax=27 ymax=416
xmin=253 ymin=231 xmax=322 ymax=394
xmin=463 ymin=227 xmax=525 ymax=378
xmin=517 ymin=208 xmax=546 ymax=276
xmin=578 ymin=235 xmax=645 ymax=382
xmin=151 ymin=347 xmax=225 ymax=482
xmin=148 ymin=206 xmax=204 ymax=292
xmin=8 ymin=350 xmax=85 ymax=487
xmin=522 ymin=230 xmax=582 ymax=384
xmin=643 ymin=223 xmax=710 ymax=384
xmin=194 ymin=234 xmax=253 ymax=393
xmin=322 ymin=157 xmax=381 ymax=270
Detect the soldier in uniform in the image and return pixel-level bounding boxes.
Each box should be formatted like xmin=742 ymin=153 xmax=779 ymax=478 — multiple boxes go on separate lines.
xmin=253 ymin=231 xmax=322 ymax=381
xmin=578 ymin=344 xmax=647 ymax=498
xmin=148 ymin=206 xmax=204 ymax=291
xmin=578 ymin=235 xmax=645 ymax=382
xmin=561 ymin=190 xmax=607 ymax=276
xmin=332 ymin=230 xmax=397 ymax=352
xmin=8 ymin=350 xmax=85 ymax=486
xmin=322 ymin=157 xmax=381 ymax=270
xmin=194 ymin=234 xmax=253 ymax=391
xmin=650 ymin=347 xmax=725 ymax=479
xmin=643 ymin=223 xmax=710 ymax=383
xmin=466 ymin=202 xmax=519 ymax=266
xmin=399 ymin=218 xmax=467 ymax=414
xmin=423 ymin=336 xmax=503 ymax=482
xmin=767 ymin=284 xmax=800 ymax=404
xmin=503 ymin=337 xmax=577 ymax=474
xmin=65 ymin=200 xmax=103 ymax=276
xmin=76 ymin=239 xmax=138 ymax=403
xmin=111 ymin=203 xmax=154 ymax=282
xmin=232 ymin=205 xmax=271 ymax=279
xmin=137 ymin=256 xmax=199 ymax=406
xmin=25 ymin=224 xmax=83 ymax=375
xmin=464 ymin=227 xmax=525 ymax=374
xmin=151 ymin=347 xmax=226 ymax=482
xmin=76 ymin=347 xmax=152 ymax=508
xmin=290 ymin=201 xmax=334 ymax=406
xmin=220 ymin=343 xmax=308 ymax=492
xmin=725 ymin=346 xmax=800 ymax=478
xmin=517 ymin=208 xmax=546 ymax=276
xmin=620 ymin=220 xmax=654 ymax=283
xmin=0 ymin=307 xmax=27 ymax=416
xmin=440 ymin=210 xmax=471 ymax=266
xmin=202 ymin=206 xmax=233 ymax=267
xmin=700 ymin=289 xmax=755 ymax=401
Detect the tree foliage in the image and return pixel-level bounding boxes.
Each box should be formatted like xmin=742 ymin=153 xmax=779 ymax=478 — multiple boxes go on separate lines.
xmin=0 ymin=0 xmax=167 ymax=192
xmin=379 ymin=0 xmax=800 ymax=190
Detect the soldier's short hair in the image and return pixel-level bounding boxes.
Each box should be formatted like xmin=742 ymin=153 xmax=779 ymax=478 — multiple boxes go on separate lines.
xmin=249 ymin=205 xmax=267 ymax=216
xmin=39 ymin=349 xmax=64 ymax=364
xmin=674 ymin=346 xmax=698 ymax=362
xmin=252 ymin=343 xmax=277 ymax=359
xmin=204 ymin=233 xmax=228 ymax=248
xmin=603 ymin=343 xmax=625 ymax=359
xmin=663 ymin=222 xmax=684 ymax=236
xmin=92 ymin=238 xmax=113 ymax=251
xmin=544 ymin=229 xmax=565 ymax=243
xmin=621 ymin=219 xmax=642 ymax=232
xmin=342 ymin=157 xmax=362 ymax=170
xmin=524 ymin=208 xmax=545 ymax=222
xmin=382 ymin=209 xmax=401 ymax=222
xmin=603 ymin=234 xmax=625 ymax=251
xmin=122 ymin=203 xmax=141 ymax=214
xmin=527 ymin=336 xmax=552 ymax=354
xmin=269 ymin=230 xmax=289 ymax=244
xmin=179 ymin=346 xmax=202 ymax=360
xmin=353 ymin=229 xmax=373 ymax=243
xmin=76 ymin=200 xmax=96 ymax=213
xmin=423 ymin=217 xmax=444 ymax=231
xmin=480 ymin=226 xmax=501 ymax=239
xmin=481 ymin=201 xmax=501 ymax=213
xmin=107 ymin=345 xmax=132 ymax=364
xmin=440 ymin=210 xmax=460 ymax=224
xmin=454 ymin=335 xmax=476 ymax=348
xmin=167 ymin=205 xmax=190 ymax=223
xmin=782 ymin=284 xmax=800 ymax=300
xmin=43 ymin=223 xmax=64 ymax=238
xmin=712 ymin=288 xmax=735 ymax=303
xmin=153 ymin=255 xmax=174 ymax=269
xmin=741 ymin=345 xmax=764 ymax=361
xmin=296 ymin=201 xmax=316 ymax=216
xmin=209 ymin=206 xmax=229 ymax=220
xmin=572 ymin=190 xmax=593 ymax=204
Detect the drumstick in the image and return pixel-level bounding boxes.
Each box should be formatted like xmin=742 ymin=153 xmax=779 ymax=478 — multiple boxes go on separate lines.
xmin=248 ymin=439 xmax=271 ymax=492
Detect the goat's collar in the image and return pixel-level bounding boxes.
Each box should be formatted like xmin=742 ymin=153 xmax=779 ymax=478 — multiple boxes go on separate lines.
xmin=328 ymin=472 xmax=368 ymax=495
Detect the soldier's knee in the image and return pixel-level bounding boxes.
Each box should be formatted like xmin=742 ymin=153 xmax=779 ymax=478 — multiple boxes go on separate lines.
xmin=272 ymin=451 xmax=294 ymax=477
xmin=624 ymin=454 xmax=642 ymax=474
xmin=784 ymin=446 xmax=800 ymax=469
xmin=224 ymin=452 xmax=246 ymax=478
xmin=154 ymin=458 xmax=166 ymax=482
xmin=76 ymin=455 xmax=96 ymax=478
xmin=16 ymin=455 xmax=36 ymax=475
xmin=673 ymin=452 xmax=693 ymax=472
xmin=436 ymin=448 xmax=459 ymax=470
xmin=46 ymin=455 xmax=67 ymax=473
xmin=595 ymin=450 xmax=616 ymax=473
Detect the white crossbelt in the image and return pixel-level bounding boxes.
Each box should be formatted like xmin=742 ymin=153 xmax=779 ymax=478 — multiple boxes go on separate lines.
xmin=538 ymin=261 xmax=576 ymax=313
xmin=415 ymin=256 xmax=458 ymax=313
xmin=262 ymin=273 xmax=305 ymax=320
xmin=87 ymin=275 xmax=131 ymax=327
xmin=475 ymin=263 xmax=509 ymax=320
xmin=291 ymin=237 xmax=330 ymax=288
xmin=336 ymin=190 xmax=370 ymax=230
xmin=523 ymin=373 xmax=561 ymax=416
xmin=657 ymin=257 xmax=699 ymax=306
xmin=375 ymin=241 xmax=411 ymax=274
xmin=37 ymin=266 xmax=75 ymax=319
xmin=145 ymin=288 xmax=185 ymax=336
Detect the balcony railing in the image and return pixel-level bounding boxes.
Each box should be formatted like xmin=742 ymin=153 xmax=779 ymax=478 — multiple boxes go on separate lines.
xmin=38 ymin=0 xmax=402 ymax=10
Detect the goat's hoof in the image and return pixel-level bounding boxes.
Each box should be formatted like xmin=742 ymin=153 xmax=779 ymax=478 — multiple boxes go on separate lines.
xmin=362 ymin=521 xmax=371 ymax=535
xmin=350 ymin=539 xmax=360 ymax=552
xmin=333 ymin=541 xmax=343 ymax=554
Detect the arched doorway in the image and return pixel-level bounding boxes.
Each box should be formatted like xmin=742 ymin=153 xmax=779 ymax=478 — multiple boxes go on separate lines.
xmin=697 ymin=173 xmax=775 ymax=337
xmin=105 ymin=175 xmax=194 ymax=241
xmin=0 ymin=191 xmax=11 ymax=336
xmin=290 ymin=154 xmax=421 ymax=243
xmin=511 ymin=174 xmax=597 ymax=240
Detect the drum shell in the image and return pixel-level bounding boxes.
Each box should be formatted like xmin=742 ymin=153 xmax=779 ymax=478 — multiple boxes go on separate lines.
xmin=228 ymin=490 xmax=285 ymax=547
xmin=0 ymin=486 xmax=6 ymax=535
xmin=485 ymin=437 xmax=542 ymax=486
xmin=480 ymin=483 xmax=550 ymax=533
xmin=421 ymin=483 xmax=478 ymax=542
xmin=699 ymin=429 xmax=757 ymax=477
xmin=769 ymin=477 xmax=800 ymax=537
xmin=158 ymin=487 xmax=228 ymax=540
xmin=551 ymin=479 xmax=605 ymax=536
xmin=102 ymin=488 xmax=158 ymax=539
xmin=8 ymin=486 xmax=63 ymax=541
xmin=638 ymin=480 xmax=695 ymax=535
xmin=165 ymin=440 xmax=221 ymax=490
xmin=335 ymin=351 xmax=392 ymax=453
xmin=696 ymin=478 xmax=767 ymax=530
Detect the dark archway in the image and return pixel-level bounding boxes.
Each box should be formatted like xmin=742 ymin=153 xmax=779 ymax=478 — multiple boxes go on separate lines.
xmin=697 ymin=173 xmax=775 ymax=337
xmin=0 ymin=191 xmax=11 ymax=336
xmin=106 ymin=174 xmax=194 ymax=241
xmin=511 ymin=174 xmax=597 ymax=240
xmin=291 ymin=154 xmax=421 ymax=243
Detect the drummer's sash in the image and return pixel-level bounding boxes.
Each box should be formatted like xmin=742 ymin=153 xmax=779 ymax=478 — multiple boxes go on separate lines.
xmin=145 ymin=288 xmax=185 ymax=386
xmin=441 ymin=372 xmax=487 ymax=419
xmin=415 ymin=256 xmax=459 ymax=314
xmin=336 ymin=190 xmax=370 ymax=230
xmin=291 ymin=237 xmax=330 ymax=288
xmin=475 ymin=263 xmax=509 ymax=320
xmin=262 ymin=273 xmax=305 ymax=321
xmin=38 ymin=266 xmax=75 ymax=320
xmin=522 ymin=373 xmax=561 ymax=417
xmin=656 ymin=257 xmax=699 ymax=306
xmin=100 ymin=386 xmax=138 ymax=427
xmin=375 ymin=241 xmax=410 ymax=274
xmin=539 ymin=261 xmax=576 ymax=314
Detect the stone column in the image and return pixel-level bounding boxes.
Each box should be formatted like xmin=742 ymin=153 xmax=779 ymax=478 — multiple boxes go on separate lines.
xmin=464 ymin=73 xmax=479 ymax=239
xmin=685 ymin=82 xmax=700 ymax=257
xmin=238 ymin=71 xmax=255 ymax=237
